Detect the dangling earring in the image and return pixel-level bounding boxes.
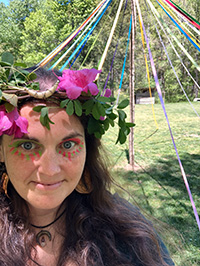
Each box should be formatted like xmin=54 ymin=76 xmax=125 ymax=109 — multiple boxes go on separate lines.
xmin=75 ymin=168 xmax=93 ymax=194
xmin=1 ymin=173 xmax=9 ymax=198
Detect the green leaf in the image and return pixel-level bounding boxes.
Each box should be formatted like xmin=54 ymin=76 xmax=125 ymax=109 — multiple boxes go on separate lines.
xmin=66 ymin=101 xmax=74 ymax=115
xmin=4 ymin=102 xmax=15 ymax=112
xmin=41 ymin=107 xmax=48 ymax=117
xmin=97 ymin=96 xmax=109 ymax=103
xmin=2 ymin=92 xmax=18 ymax=107
xmin=82 ymin=99 xmax=94 ymax=115
xmin=0 ymin=90 xmax=2 ymax=97
xmin=28 ymin=72 xmax=37 ymax=81
xmin=92 ymin=102 xmax=101 ymax=120
xmin=126 ymin=122 xmax=135 ymax=128
xmin=74 ymin=100 xmax=82 ymax=116
xmin=1 ymin=52 xmax=14 ymax=65
xmin=60 ymin=99 xmax=70 ymax=108
xmin=105 ymin=105 xmax=114 ymax=114
xmin=87 ymin=117 xmax=101 ymax=134
xmin=39 ymin=112 xmax=54 ymax=130
xmin=116 ymin=128 xmax=127 ymax=144
xmin=107 ymin=112 xmax=117 ymax=120
xmin=29 ymin=82 xmax=40 ymax=91
xmin=103 ymin=118 xmax=109 ymax=131
xmin=33 ymin=105 xmax=46 ymax=112
xmin=0 ymin=61 xmax=11 ymax=67
xmin=14 ymin=62 xmax=27 ymax=68
xmin=117 ymin=99 xmax=129 ymax=109
xmin=94 ymin=131 xmax=102 ymax=139
xmin=118 ymin=110 xmax=126 ymax=121
xmin=108 ymin=117 xmax=115 ymax=127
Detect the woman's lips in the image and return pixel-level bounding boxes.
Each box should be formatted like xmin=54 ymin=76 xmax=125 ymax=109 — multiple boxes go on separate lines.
xmin=33 ymin=181 xmax=64 ymax=191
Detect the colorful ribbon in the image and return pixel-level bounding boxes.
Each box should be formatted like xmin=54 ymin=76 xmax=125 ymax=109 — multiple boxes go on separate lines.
xmin=136 ymin=0 xmax=200 ymax=231
xmin=146 ymin=0 xmax=200 ymax=90
xmin=156 ymin=0 xmax=200 ymax=52
xmin=162 ymin=0 xmax=200 ymax=30
xmin=59 ymin=0 xmax=112 ymax=71
xmin=38 ymin=0 xmax=108 ymax=67
xmin=146 ymin=0 xmax=200 ymax=72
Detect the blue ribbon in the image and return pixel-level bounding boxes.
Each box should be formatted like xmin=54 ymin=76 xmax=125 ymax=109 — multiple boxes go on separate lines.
xmin=156 ymin=0 xmax=200 ymax=52
xmin=60 ymin=0 xmax=112 ymax=71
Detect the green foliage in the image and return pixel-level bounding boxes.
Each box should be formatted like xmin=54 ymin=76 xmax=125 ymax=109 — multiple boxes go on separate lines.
xmin=60 ymin=96 xmax=134 ymax=144
xmin=0 ymin=0 xmax=42 ymax=57
xmin=33 ymin=105 xmax=55 ymax=130
xmin=0 ymin=52 xmax=39 ymax=110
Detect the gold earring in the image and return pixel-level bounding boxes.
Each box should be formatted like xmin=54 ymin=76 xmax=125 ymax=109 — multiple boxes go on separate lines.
xmin=1 ymin=173 xmax=9 ymax=198
xmin=75 ymin=169 xmax=93 ymax=194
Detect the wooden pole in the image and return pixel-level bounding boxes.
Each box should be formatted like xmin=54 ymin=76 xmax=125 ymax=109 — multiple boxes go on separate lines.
xmin=129 ymin=0 xmax=135 ymax=170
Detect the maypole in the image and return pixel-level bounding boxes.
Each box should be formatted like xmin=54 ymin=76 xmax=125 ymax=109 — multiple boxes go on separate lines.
xmin=129 ymin=0 xmax=136 ymax=170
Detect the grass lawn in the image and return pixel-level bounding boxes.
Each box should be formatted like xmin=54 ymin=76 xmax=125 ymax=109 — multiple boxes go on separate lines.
xmin=102 ymin=102 xmax=200 ymax=266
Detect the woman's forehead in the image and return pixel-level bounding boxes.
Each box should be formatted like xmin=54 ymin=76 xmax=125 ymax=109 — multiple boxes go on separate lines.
xmin=19 ymin=103 xmax=84 ymax=136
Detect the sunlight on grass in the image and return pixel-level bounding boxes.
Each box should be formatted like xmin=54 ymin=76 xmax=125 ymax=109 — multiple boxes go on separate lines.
xmin=102 ymin=102 xmax=200 ymax=266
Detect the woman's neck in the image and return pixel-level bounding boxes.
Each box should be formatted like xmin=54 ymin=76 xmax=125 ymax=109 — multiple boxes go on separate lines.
xmin=28 ymin=205 xmax=64 ymax=227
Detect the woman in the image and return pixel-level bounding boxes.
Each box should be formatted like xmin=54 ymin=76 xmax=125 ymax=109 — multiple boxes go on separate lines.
xmin=0 ymin=66 xmax=174 ymax=266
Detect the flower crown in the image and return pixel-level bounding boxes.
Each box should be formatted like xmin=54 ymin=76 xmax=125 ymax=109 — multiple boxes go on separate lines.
xmin=0 ymin=52 xmax=134 ymax=144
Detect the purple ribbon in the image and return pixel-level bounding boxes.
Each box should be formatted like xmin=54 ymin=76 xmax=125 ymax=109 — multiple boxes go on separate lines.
xmin=139 ymin=5 xmax=200 ymax=231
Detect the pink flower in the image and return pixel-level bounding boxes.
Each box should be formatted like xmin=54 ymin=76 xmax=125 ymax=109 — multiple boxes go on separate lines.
xmin=57 ymin=68 xmax=102 ymax=100
xmin=0 ymin=105 xmax=28 ymax=138
xmin=104 ymin=89 xmax=112 ymax=98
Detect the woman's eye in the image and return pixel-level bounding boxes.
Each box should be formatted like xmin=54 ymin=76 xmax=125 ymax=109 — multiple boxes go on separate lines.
xmin=62 ymin=141 xmax=75 ymax=150
xmin=21 ymin=142 xmax=35 ymax=150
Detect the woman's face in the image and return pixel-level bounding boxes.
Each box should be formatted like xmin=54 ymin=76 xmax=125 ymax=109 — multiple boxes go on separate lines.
xmin=0 ymin=103 xmax=86 ymax=213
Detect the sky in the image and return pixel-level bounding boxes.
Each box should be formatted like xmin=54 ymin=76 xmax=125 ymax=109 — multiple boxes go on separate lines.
xmin=0 ymin=0 xmax=9 ymax=5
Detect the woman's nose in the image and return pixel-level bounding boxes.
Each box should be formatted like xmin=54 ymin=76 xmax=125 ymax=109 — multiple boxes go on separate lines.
xmin=36 ymin=149 xmax=61 ymax=176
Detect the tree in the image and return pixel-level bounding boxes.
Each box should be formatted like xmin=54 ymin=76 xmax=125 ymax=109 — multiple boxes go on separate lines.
xmin=0 ymin=0 xmax=41 ymax=57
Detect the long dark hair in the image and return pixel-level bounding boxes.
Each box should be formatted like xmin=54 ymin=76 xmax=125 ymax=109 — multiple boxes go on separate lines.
xmin=0 ymin=67 xmax=172 ymax=266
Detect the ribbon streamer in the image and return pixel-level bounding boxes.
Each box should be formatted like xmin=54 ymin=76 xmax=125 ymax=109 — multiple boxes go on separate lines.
xmin=136 ymin=0 xmax=200 ymax=231
xmin=157 ymin=0 xmax=200 ymax=46
xmin=59 ymin=0 xmax=112 ymax=71
xmin=146 ymin=0 xmax=200 ymax=72
xmin=145 ymin=0 xmax=200 ymax=90
xmin=38 ymin=0 xmax=108 ymax=67
xmin=138 ymin=11 xmax=159 ymax=129
xmin=102 ymin=0 xmax=128 ymax=95
xmin=162 ymin=0 xmax=200 ymax=30
xmin=154 ymin=17 xmax=200 ymax=118
xmin=50 ymin=0 xmax=110 ymax=69
xmin=156 ymin=0 xmax=200 ymax=52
